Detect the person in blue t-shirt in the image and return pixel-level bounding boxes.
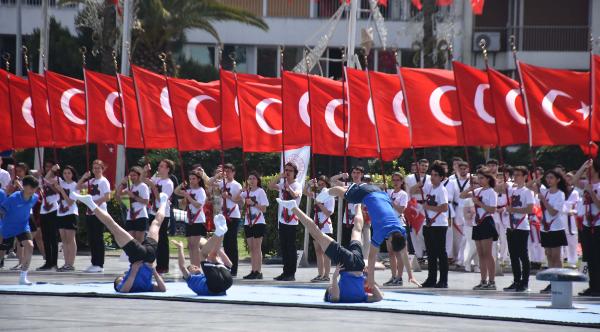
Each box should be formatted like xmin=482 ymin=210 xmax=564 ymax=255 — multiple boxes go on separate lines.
xmin=172 ymin=214 xmax=233 ymax=296
xmin=276 ymin=198 xmax=382 ymax=303
xmin=0 ymin=175 xmax=39 ymax=285
xmin=71 ymin=191 xmax=167 ymax=293
xmin=315 ymin=183 xmax=420 ymax=291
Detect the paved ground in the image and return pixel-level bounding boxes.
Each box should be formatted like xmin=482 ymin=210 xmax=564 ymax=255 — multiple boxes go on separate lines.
xmin=0 ymin=253 xmax=596 ymax=331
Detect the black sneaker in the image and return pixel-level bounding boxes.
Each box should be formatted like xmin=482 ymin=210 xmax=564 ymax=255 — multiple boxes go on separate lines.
xmin=482 ymin=281 xmax=496 ymax=290
xmin=281 ymin=275 xmax=295 ymax=281
xmin=434 ymin=281 xmax=448 ymax=288
xmin=503 ymin=282 xmax=518 ymax=292
xmin=473 ymin=281 xmax=487 ymax=290
xmin=36 ymin=265 xmax=55 ymax=271
xmin=273 ymin=274 xmax=285 ymax=281
xmin=0 ymin=258 xmax=3 ymax=269
xmin=394 ymin=278 xmax=403 ymax=286
xmin=516 ymin=283 xmax=529 ymax=292
xmin=421 ymin=279 xmax=436 ymax=288
xmin=243 ymin=271 xmax=257 ymax=280
xmin=540 ymin=284 xmax=552 ymax=294
xmin=254 ymin=272 xmax=263 ymax=280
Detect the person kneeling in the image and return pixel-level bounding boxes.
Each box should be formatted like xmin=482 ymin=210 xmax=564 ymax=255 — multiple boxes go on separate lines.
xmin=172 ymin=214 xmax=233 ymax=296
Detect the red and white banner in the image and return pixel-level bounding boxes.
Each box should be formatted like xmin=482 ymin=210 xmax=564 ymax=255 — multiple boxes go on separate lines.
xmin=84 ymin=69 xmax=124 ymax=145
xmin=46 ymin=71 xmax=87 ymax=147
xmin=116 ymin=74 xmax=144 ymax=149
xmin=0 ymin=69 xmax=13 ymax=150
xmin=8 ymin=75 xmax=35 ymax=149
xmin=345 ymin=67 xmax=379 ymax=158
xmin=487 ymin=68 xmax=528 ymax=146
xmin=28 ymin=72 xmax=54 ymax=147
xmin=237 ymin=80 xmax=283 ymax=152
xmin=281 ymin=71 xmax=311 ymax=149
xmin=592 ymin=55 xmax=600 ymax=142
xmin=309 ymin=75 xmax=347 ymax=156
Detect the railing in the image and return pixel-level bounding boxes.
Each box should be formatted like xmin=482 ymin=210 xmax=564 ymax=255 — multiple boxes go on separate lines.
xmin=474 ymin=25 xmax=589 ymax=52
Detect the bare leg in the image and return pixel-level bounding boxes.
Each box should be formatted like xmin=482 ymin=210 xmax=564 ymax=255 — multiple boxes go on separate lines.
xmin=314 ymin=238 xmax=324 ymax=276
xmin=188 ymin=236 xmax=201 ymax=267
xmin=20 ymin=240 xmax=34 ymax=271
xmin=290 ymin=206 xmax=335 ymax=252
xmin=386 ymin=239 xmax=398 ymax=278
xmin=255 ymin=237 xmax=263 ymax=272
xmin=327 ymin=186 xmax=347 ymax=198
xmin=482 ymin=239 xmax=495 ymax=282
xmin=199 ymin=234 xmax=226 ymax=262
xmin=65 ymin=229 xmax=77 ymax=266
xmin=92 ymin=208 xmax=135 ymax=248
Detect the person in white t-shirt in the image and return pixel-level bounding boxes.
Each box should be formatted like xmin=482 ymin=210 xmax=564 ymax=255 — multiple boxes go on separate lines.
xmin=0 ymin=158 xmax=10 ymax=190
xmin=305 ymin=175 xmax=335 ymax=283
xmin=452 ymin=161 xmax=471 ymax=269
xmin=538 ymin=170 xmax=569 ymax=294
xmin=36 ymin=160 xmax=61 ymax=271
xmin=563 ymin=172 xmax=580 ymax=268
xmin=494 ymin=172 xmax=510 ymax=266
xmin=268 ymin=162 xmax=302 ymax=281
xmin=439 ymin=161 xmax=460 ymax=266
xmin=174 ymin=170 xmax=207 ymax=267
xmin=405 ymin=159 xmax=431 ymax=260
xmin=460 ymin=167 xmax=498 ymax=290
xmin=143 ymin=159 xmax=175 ymax=274
xmin=239 ymin=171 xmax=269 ymax=280
xmin=51 ymin=165 xmax=80 ymax=272
xmin=116 ymin=166 xmax=150 ymax=243
xmin=385 ymin=172 xmax=409 ymax=286
xmin=77 ymin=159 xmax=111 ymax=273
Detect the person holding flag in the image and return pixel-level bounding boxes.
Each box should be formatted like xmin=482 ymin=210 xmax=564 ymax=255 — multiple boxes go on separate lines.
xmin=239 ymin=171 xmax=269 ymax=280
xmin=174 ymin=170 xmax=208 ymax=267
xmin=305 ymin=175 xmax=335 ymax=283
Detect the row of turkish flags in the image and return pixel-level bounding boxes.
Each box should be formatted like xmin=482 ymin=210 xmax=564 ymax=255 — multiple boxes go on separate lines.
xmin=0 ymin=58 xmax=596 ymax=159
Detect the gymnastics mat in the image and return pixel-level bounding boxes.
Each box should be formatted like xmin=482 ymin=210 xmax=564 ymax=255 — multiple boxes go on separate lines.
xmin=0 ymin=282 xmax=598 ymax=327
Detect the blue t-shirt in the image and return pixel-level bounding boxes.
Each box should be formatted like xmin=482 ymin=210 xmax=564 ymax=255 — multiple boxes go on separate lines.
xmin=0 ymin=189 xmax=6 ymax=233
xmin=117 ymin=263 xmax=154 ymax=293
xmin=362 ymin=191 xmax=406 ymax=247
xmin=186 ymin=274 xmax=226 ymax=296
xmin=0 ymin=191 xmax=38 ymax=238
xmin=331 ymin=272 xmax=368 ymax=303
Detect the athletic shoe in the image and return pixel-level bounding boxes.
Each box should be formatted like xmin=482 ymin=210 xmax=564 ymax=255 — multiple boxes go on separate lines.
xmin=36 ymin=265 xmax=55 ymax=271
xmin=540 ymin=284 xmax=552 ymax=294
xmin=254 ymin=272 xmax=263 ymax=280
xmin=421 ymin=279 xmax=436 ymax=288
xmin=473 ymin=281 xmax=487 ymax=290
xmin=273 ymin=274 xmax=285 ymax=281
xmin=383 ymin=277 xmax=396 ymax=286
xmin=578 ymin=288 xmax=600 ymax=296
xmin=10 ymin=263 xmax=22 ymax=271
xmin=57 ymin=265 xmax=75 ymax=272
xmin=19 ymin=276 xmax=32 ymax=286
xmin=516 ymin=284 xmax=529 ymax=292
xmin=395 ymin=278 xmax=403 ymax=286
xmin=0 ymin=258 xmax=4 ymax=269
xmin=434 ymin=281 xmax=448 ymax=288
xmin=7 ymin=251 xmax=17 ymax=258
xmin=311 ymin=275 xmax=323 ymax=283
xmin=243 ymin=271 xmax=257 ymax=280
xmin=85 ymin=265 xmax=104 ymax=273
xmin=321 ymin=276 xmax=330 ymax=282
xmin=281 ymin=275 xmax=295 ymax=281
xmin=503 ymin=282 xmax=518 ymax=292
xmin=482 ymin=281 xmax=496 ymax=290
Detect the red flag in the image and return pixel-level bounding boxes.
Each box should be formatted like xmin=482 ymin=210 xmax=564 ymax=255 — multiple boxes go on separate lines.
xmin=519 ymin=62 xmax=590 ymax=146
xmin=166 ymin=77 xmax=221 ymax=151
xmin=282 ymin=71 xmax=311 ymax=149
xmin=46 ymin=71 xmax=87 ymax=147
xmin=411 ymin=0 xmax=422 ymax=10
xmin=452 ymin=61 xmax=498 ymax=146
xmin=580 ymin=142 xmax=599 ymax=158
xmin=0 ymin=69 xmax=13 ymax=150
xmin=131 ymin=65 xmax=176 ymax=149
xmin=8 ymin=75 xmax=36 ymax=149
xmin=592 ymin=55 xmax=600 ymax=142
xmin=84 ymin=69 xmax=124 ymax=145
xmin=28 ymin=72 xmax=54 ymax=147
xmin=309 ymin=75 xmax=347 ymax=156
xmin=345 ymin=67 xmax=378 ymax=158
xmin=400 ymin=68 xmax=463 ymax=147
xmin=437 ymin=0 xmax=453 ymax=5
xmin=368 ymin=70 xmax=410 ymax=159
xmin=117 ymin=75 xmax=144 ymax=149
xmin=472 ymin=0 xmax=485 ymax=15
xmin=237 ymin=81 xmax=283 ymax=152
xmin=97 ymin=143 xmax=117 ymax=184
xmin=487 ymin=68 xmax=528 ymax=146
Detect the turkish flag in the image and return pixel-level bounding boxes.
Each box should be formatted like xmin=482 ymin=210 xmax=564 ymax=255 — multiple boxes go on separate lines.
xmin=131 ymin=65 xmax=176 ymax=149
xmin=487 ymin=68 xmax=528 ymax=146
xmin=281 ymin=71 xmax=311 ymax=149
xmin=0 ymin=70 xmax=13 ymax=150
xmin=116 ymin=75 xmax=144 ymax=149
xmin=309 ymin=75 xmax=347 ymax=156
xmin=411 ymin=0 xmax=422 ymax=10
xmin=97 ymin=143 xmax=117 ymax=185
xmin=237 ymin=81 xmax=283 ymax=152
xmin=84 ymin=69 xmax=124 ymax=145
xmin=166 ymin=77 xmax=221 ymax=151
xmin=46 ymin=71 xmax=87 ymax=147
xmin=368 ymin=70 xmax=410 ymax=159
xmin=437 ymin=0 xmax=453 ymax=5
xmin=345 ymin=67 xmax=378 ymax=158
xmin=452 ymin=61 xmax=498 ymax=146
xmin=28 ymin=72 xmax=53 ymax=147
xmin=8 ymin=75 xmax=36 ymax=149
xmin=400 ymin=67 xmax=464 ymax=147
xmin=592 ymin=55 xmax=600 ymax=141
xmin=519 ymin=62 xmax=590 ymax=146
xmin=472 ymin=0 xmax=485 ymax=15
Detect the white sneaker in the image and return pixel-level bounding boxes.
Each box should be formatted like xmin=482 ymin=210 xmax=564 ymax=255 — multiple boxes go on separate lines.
xmin=19 ymin=277 xmax=32 ymax=285
xmin=276 ymin=198 xmax=298 ymax=210
xmin=315 ymin=189 xmax=331 ymax=203
xmin=88 ymin=265 xmax=104 ymax=273
xmin=213 ymin=214 xmax=228 ymax=237
xmin=84 ymin=265 xmax=95 ymax=272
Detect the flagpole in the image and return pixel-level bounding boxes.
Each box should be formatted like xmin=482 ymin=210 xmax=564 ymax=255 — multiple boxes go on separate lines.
xmin=43 ymin=55 xmax=60 ymax=165
xmin=116 ymin=0 xmax=133 ymax=185
xmin=231 ymin=52 xmax=249 ymax=216
xmin=280 ymin=46 xmax=286 ymax=163
xmin=341 ymin=48 xmax=349 ymax=176
xmin=112 ymin=50 xmax=129 ymax=188
xmin=588 ymin=35 xmax=594 ymax=158
xmin=3 ymin=54 xmax=16 ymax=158
xmin=22 ymin=47 xmax=44 ymax=176
xmin=81 ymin=46 xmax=91 ymax=174
xmin=448 ymin=44 xmax=472 ymax=174
xmin=217 ymin=47 xmax=228 ymax=216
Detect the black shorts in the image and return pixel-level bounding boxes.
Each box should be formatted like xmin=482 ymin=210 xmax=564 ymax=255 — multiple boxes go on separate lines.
xmin=122 ymin=237 xmax=158 ymax=264
xmin=201 ymin=261 xmax=233 ymax=294
xmin=325 ymin=240 xmax=365 ymax=272
xmin=28 ymin=217 xmax=37 ymax=233
xmin=57 ymin=214 xmax=78 ymax=230
xmin=186 ymin=223 xmax=207 ymax=237
xmin=541 ymin=230 xmax=568 ymax=248
xmin=344 ymin=183 xmax=381 ymax=204
xmin=0 ymin=232 xmax=32 ymax=250
xmin=125 ymin=218 xmax=149 ymax=232
xmin=244 ymin=224 xmax=266 ymax=238
xmin=472 ymin=216 xmax=499 ymax=241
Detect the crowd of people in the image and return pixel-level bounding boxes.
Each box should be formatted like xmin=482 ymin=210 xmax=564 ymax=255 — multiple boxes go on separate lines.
xmin=0 ymin=153 xmax=599 ymax=302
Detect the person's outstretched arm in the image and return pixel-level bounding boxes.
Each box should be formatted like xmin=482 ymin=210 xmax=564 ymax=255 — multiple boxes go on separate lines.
xmin=328 ymin=265 xmax=341 ymax=302
xmin=118 ymin=262 xmax=142 ymax=293
xmin=172 ymin=240 xmax=190 ymax=279
xmin=400 ymin=247 xmax=421 ymax=287
xmin=367 ymin=284 xmax=384 ymax=303
xmin=152 ymin=267 xmax=167 ymax=292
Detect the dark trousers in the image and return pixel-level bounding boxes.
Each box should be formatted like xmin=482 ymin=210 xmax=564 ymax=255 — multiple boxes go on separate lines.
xmin=507 ymin=229 xmax=530 ymax=286
xmin=224 ymin=218 xmax=241 ymax=275
xmin=582 ymin=226 xmax=600 ymax=291
xmin=153 ymin=215 xmax=170 ymax=271
xmin=40 ymin=211 xmax=58 ymax=267
xmin=86 ymin=214 xmax=105 ymax=267
xmin=341 ymin=225 xmax=353 ymax=248
xmin=423 ymin=226 xmax=448 ymax=283
xmin=279 ymin=223 xmax=297 ymax=276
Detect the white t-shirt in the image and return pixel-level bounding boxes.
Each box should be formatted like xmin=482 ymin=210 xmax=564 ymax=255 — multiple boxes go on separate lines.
xmin=422 ymin=183 xmax=448 ymax=227
xmin=507 ymin=186 xmax=534 ymax=231
xmin=186 ymin=187 xmax=206 ymax=224
xmin=405 ymin=173 xmax=431 ymax=201
xmin=495 ymin=190 xmax=509 ymax=228
xmin=312 ymin=188 xmax=335 ymax=233
xmin=442 ymin=178 xmax=458 ymax=218
xmin=40 ymin=177 xmax=60 ymax=214
xmin=453 ymin=176 xmax=471 ymax=207
xmin=149 ymin=176 xmax=174 ymax=215
xmin=539 ymin=188 xmax=566 ymax=232
xmin=127 ymin=182 xmax=150 ymax=220
xmin=387 ymin=188 xmax=408 ymax=226
xmin=565 ymin=189 xmax=580 ymax=234
xmin=87 ymin=176 xmax=110 ymax=212
xmin=582 ymin=182 xmax=600 ymax=227
xmin=473 ymin=187 xmax=497 ymax=226
xmin=241 ymin=187 xmax=269 ymax=225
xmin=218 ymin=180 xmax=242 ymax=219
xmin=277 ymin=179 xmax=302 ymax=225
xmin=57 ymin=180 xmax=79 ymax=217
xmin=0 ymin=168 xmax=10 ymax=190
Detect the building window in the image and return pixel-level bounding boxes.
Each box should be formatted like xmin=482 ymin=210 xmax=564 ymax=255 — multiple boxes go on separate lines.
xmin=181 ymin=44 xmax=215 ymax=67
xmin=220 ymin=45 xmax=248 ymax=72
xmin=257 ymin=47 xmax=278 ymax=77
